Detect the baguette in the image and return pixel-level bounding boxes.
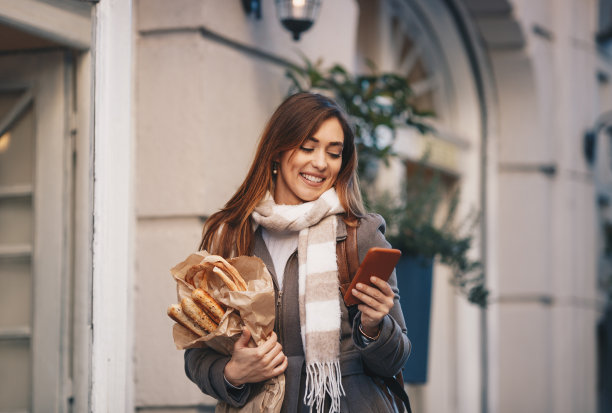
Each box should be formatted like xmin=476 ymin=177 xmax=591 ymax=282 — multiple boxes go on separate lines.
xmin=192 ymin=288 xmax=225 ymax=324
xmin=181 ymin=297 xmax=218 ymax=333
xmin=216 ymin=261 xmax=248 ymax=291
xmin=203 ymin=256 xmax=248 ymax=291
xmin=167 ymin=304 xmax=208 ymax=337
xmin=212 ymin=266 xmax=240 ymax=292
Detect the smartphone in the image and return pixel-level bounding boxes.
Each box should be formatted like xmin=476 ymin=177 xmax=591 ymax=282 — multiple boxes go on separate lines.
xmin=343 ymin=247 xmax=402 ymax=306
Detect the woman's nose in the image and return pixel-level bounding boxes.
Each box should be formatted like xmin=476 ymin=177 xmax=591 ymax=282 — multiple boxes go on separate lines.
xmin=311 ymin=149 xmax=327 ymax=170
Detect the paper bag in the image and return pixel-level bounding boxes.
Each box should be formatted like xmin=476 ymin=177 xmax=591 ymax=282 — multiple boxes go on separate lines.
xmin=169 ymin=251 xmax=284 ymax=412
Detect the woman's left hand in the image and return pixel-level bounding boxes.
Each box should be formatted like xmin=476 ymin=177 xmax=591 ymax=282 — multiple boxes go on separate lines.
xmin=351 ymin=276 xmax=395 ymax=337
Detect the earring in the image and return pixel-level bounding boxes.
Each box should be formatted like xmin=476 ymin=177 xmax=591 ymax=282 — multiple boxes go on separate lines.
xmin=272 ymin=162 xmax=278 ymax=175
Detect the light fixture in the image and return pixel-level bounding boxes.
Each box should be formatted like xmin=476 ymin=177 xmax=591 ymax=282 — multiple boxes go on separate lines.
xmin=275 ymin=0 xmax=321 ymax=41
xmin=0 ymin=131 xmax=10 ymax=153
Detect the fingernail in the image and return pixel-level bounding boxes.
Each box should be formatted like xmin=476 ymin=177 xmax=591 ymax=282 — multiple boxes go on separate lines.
xmin=356 ymin=283 xmax=362 ymax=289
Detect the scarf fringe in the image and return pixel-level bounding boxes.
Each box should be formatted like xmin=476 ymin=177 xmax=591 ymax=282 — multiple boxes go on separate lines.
xmin=304 ymin=361 xmax=345 ymax=413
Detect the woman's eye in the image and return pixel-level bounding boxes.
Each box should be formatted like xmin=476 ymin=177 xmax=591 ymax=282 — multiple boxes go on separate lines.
xmin=328 ymin=152 xmax=342 ymax=159
xmin=300 ymin=146 xmax=314 ymax=153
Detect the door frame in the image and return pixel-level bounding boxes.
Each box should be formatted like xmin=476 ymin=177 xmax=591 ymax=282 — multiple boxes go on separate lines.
xmin=0 ymin=2 xmax=95 ymax=411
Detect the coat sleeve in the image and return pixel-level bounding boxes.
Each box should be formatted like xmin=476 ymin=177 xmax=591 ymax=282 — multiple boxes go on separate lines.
xmin=184 ymin=347 xmax=251 ymax=407
xmin=351 ymin=213 xmax=412 ymax=378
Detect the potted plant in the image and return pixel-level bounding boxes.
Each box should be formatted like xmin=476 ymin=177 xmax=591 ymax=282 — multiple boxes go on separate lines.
xmin=369 ymin=163 xmax=486 ymax=382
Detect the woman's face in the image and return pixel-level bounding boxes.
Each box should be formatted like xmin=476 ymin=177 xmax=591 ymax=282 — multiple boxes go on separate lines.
xmin=274 ymin=117 xmax=344 ymax=205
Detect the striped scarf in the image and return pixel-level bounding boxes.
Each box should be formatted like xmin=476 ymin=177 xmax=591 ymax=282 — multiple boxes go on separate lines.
xmin=252 ymin=188 xmax=345 ymax=413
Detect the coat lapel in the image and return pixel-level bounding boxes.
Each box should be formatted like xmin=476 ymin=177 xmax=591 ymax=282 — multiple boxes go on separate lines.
xmin=253 ymin=227 xmax=280 ymax=290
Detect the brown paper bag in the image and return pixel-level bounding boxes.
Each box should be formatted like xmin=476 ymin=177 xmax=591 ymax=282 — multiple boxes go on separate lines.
xmin=169 ymin=251 xmax=285 ymax=412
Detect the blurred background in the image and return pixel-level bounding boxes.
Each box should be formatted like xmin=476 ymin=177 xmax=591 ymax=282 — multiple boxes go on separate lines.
xmin=0 ymin=0 xmax=608 ymax=412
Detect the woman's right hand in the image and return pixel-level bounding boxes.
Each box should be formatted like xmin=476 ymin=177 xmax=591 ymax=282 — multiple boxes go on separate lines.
xmin=224 ymin=328 xmax=288 ymax=386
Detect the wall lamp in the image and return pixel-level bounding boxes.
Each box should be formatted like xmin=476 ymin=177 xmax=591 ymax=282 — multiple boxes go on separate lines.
xmin=242 ymin=0 xmax=262 ymax=19
xmin=242 ymin=0 xmax=321 ymax=41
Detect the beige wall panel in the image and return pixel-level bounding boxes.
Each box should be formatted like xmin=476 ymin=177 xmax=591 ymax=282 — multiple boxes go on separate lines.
xmin=0 ymin=340 xmax=30 ymax=411
xmin=511 ymin=0 xmax=553 ymax=29
xmin=497 ymin=172 xmax=551 ymax=295
xmin=563 ymin=43 xmax=597 ymax=175
xmin=136 ymin=0 xmax=358 ymax=69
xmin=136 ymin=33 xmax=287 ymax=217
xmin=565 ymin=0 xmax=597 ymax=43
xmin=551 ymin=177 xmax=598 ymax=300
xmin=454 ymin=289 xmax=482 ymax=413
xmin=512 ymin=0 xmax=596 ymax=43
xmin=419 ymin=264 xmax=456 ymax=413
xmin=0 ymin=257 xmax=31 ymax=329
xmin=571 ymin=307 xmax=597 ymax=413
xmin=529 ymin=37 xmax=555 ymax=154
xmin=134 ymin=217 xmax=213 ymax=407
xmin=491 ymin=51 xmax=551 ymax=164
xmin=0 ymin=197 xmax=32 ymax=245
xmin=496 ymin=303 xmax=552 ymax=413
xmin=551 ymin=305 xmax=599 ymax=413
xmin=0 ymin=104 xmax=35 ymax=186
xmin=547 ymin=0 xmax=597 ymax=176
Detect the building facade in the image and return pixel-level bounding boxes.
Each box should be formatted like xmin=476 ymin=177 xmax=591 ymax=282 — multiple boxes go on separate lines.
xmin=0 ymin=0 xmax=606 ymax=412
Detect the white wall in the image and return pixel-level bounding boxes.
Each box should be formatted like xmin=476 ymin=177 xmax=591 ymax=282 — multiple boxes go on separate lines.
xmin=486 ymin=0 xmax=600 ymax=411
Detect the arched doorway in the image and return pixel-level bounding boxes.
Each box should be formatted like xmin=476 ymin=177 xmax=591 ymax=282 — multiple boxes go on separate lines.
xmin=355 ymin=0 xmax=491 ymax=411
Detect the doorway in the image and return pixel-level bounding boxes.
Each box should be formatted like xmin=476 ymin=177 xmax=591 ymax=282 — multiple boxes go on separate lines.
xmin=0 ymin=50 xmax=74 ymax=413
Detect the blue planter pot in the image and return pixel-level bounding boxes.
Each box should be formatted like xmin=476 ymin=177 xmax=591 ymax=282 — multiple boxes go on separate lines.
xmin=396 ymin=255 xmax=434 ymax=384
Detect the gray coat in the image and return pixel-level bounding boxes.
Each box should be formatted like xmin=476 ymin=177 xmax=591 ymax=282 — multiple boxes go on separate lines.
xmin=184 ymin=213 xmax=411 ymax=412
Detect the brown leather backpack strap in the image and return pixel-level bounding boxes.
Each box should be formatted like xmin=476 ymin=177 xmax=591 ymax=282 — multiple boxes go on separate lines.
xmin=337 ymin=237 xmax=350 ymax=296
xmin=338 ymin=221 xmax=360 ymax=297
xmin=346 ymin=223 xmax=359 ymax=278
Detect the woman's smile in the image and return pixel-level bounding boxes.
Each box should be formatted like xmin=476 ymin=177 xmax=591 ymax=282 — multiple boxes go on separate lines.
xmin=300 ymin=173 xmax=324 ymax=184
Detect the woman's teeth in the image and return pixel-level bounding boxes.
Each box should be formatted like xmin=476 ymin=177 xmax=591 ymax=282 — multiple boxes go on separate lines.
xmin=301 ymin=173 xmax=323 ymax=183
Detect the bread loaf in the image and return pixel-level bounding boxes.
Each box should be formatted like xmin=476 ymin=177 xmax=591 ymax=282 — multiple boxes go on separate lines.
xmin=192 ymin=288 xmax=225 ymax=324
xmin=181 ymin=297 xmax=218 ymax=333
xmin=167 ymin=304 xmax=208 ymax=337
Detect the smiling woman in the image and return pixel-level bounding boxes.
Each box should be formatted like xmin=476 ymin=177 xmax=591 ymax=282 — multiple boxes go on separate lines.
xmin=274 ymin=117 xmax=344 ymax=205
xmin=185 ymin=92 xmax=411 ymax=412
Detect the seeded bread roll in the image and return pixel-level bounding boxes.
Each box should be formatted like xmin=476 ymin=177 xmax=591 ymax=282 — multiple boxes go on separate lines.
xmin=167 ymin=304 xmax=207 ymax=337
xmin=192 ymin=288 xmax=225 ymax=324
xmin=181 ymin=297 xmax=218 ymax=333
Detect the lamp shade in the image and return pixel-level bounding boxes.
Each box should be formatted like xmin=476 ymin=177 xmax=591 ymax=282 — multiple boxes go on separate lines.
xmin=275 ymin=0 xmax=321 ymax=40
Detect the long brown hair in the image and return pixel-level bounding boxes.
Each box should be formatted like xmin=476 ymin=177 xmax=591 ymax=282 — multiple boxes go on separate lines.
xmin=199 ymin=92 xmax=365 ymax=257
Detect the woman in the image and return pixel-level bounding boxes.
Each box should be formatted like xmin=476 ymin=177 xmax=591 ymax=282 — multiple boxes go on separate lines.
xmin=184 ymin=92 xmax=411 ymax=412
